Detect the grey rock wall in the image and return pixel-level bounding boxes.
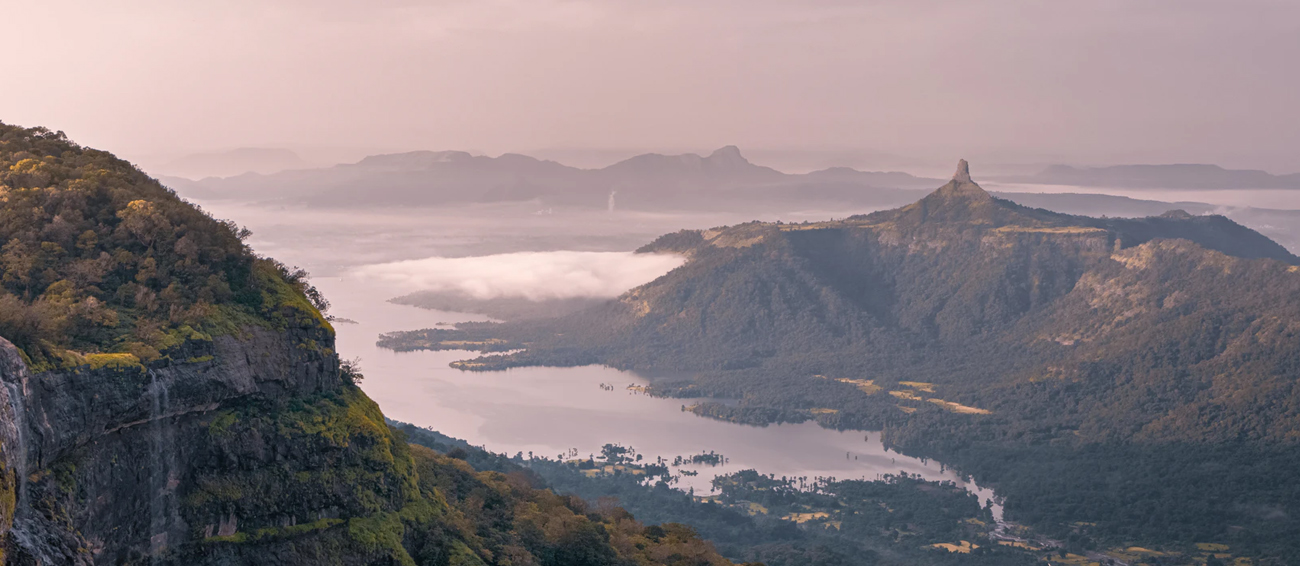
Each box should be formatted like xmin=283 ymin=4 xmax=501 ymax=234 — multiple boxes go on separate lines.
xmin=0 ymin=323 xmax=343 ymax=565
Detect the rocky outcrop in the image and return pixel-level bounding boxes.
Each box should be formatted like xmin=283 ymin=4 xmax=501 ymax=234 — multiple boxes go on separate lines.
xmin=0 ymin=319 xmax=374 ymax=565
xmin=953 ymin=159 xmax=972 ymax=184
xmin=6 ymin=326 xmax=337 ymax=473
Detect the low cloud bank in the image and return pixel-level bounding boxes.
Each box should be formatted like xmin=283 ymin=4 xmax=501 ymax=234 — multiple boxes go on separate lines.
xmin=353 ymin=251 xmax=685 ymax=300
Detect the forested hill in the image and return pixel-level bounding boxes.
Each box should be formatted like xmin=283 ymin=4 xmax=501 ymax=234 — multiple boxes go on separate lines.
xmin=393 ymin=160 xmax=1300 ymax=446
xmin=0 ymin=122 xmax=740 ymax=565
xmin=0 ymin=122 xmax=331 ymax=370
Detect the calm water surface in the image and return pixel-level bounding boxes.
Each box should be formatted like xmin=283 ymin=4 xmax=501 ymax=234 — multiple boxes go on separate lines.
xmin=317 ymin=277 xmax=1003 ymax=518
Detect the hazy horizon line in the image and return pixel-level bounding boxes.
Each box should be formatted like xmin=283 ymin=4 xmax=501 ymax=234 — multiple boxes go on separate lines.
xmin=136 ymin=143 xmax=1300 ymax=182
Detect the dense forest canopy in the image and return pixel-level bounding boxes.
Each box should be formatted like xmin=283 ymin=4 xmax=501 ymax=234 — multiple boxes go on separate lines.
xmin=0 ymin=122 xmax=328 ymax=370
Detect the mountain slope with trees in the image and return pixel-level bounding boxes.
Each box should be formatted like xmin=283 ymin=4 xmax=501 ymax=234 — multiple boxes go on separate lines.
xmin=384 ymin=161 xmax=1300 ymax=560
xmin=0 ymin=121 xmax=738 ymax=566
xmin=393 ymin=160 xmax=1300 ymax=445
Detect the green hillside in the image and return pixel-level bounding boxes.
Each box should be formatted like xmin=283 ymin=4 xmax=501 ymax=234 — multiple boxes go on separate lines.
xmin=384 ymin=161 xmax=1300 ymax=560
xmin=0 ymin=122 xmax=739 ymax=566
xmin=0 ymin=123 xmax=332 ymax=371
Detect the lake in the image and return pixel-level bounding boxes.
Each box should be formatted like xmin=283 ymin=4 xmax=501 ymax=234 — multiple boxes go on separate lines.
xmin=315 ymin=276 xmax=1003 ymax=518
xmin=188 ymin=186 xmax=1300 ymax=533
xmin=186 ymin=196 xmax=1005 ymax=518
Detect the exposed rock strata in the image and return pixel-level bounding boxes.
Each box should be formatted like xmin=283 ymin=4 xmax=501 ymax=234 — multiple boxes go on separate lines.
xmin=0 ymin=319 xmax=368 ymax=565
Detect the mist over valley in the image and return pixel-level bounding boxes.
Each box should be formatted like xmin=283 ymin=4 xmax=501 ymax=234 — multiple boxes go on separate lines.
xmin=3 ymin=2 xmax=1300 ymax=564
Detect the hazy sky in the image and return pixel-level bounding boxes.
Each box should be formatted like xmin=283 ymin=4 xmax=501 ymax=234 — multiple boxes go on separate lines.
xmin=3 ymin=0 xmax=1297 ymax=172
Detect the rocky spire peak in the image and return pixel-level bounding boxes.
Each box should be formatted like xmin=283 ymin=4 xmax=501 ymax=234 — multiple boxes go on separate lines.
xmin=915 ymin=158 xmax=995 ymax=211
xmin=953 ymin=159 xmax=972 ymax=183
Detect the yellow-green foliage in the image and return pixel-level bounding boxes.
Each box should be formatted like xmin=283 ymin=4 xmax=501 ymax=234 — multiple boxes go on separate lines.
xmin=0 ymin=122 xmax=334 ymax=370
xmin=252 ymin=262 xmax=333 ymax=332
xmin=154 ymin=324 xmax=211 ymax=352
xmin=276 ymin=388 xmax=405 ymax=480
xmin=188 ymin=387 xmax=732 ymax=565
xmin=81 ymin=352 xmax=142 ymax=371
xmin=186 ymin=387 xmax=433 ymax=559
xmin=407 ymin=445 xmax=733 ymax=566
xmin=277 ymin=518 xmax=345 ymax=538
xmin=190 ymin=388 xmax=413 ymax=507
xmin=347 ymin=512 xmax=416 ymax=566
xmin=207 ymin=411 xmax=238 ymax=438
xmin=447 ymin=541 xmax=486 ymax=566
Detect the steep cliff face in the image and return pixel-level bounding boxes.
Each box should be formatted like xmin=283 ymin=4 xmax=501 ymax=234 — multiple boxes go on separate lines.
xmin=0 ymin=121 xmax=424 ymax=564
xmin=0 ymin=323 xmax=739 ymax=566
xmin=0 ymin=317 xmax=411 ymax=564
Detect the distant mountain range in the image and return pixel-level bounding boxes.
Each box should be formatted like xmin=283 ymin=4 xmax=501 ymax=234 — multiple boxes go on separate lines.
xmin=162 ymin=146 xmax=942 ymax=210
xmin=165 ymin=148 xmax=1300 ymax=215
xmin=163 ymin=149 xmax=1300 ymax=254
xmin=1002 ymin=163 xmax=1300 ymax=190
xmin=155 ymin=147 xmax=307 ymax=179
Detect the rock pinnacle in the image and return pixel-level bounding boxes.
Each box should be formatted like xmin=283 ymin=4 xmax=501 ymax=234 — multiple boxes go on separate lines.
xmin=954 ymin=159 xmax=972 ymax=183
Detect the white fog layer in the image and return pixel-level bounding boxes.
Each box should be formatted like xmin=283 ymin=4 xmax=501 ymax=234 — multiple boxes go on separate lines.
xmin=353 ymin=251 xmax=686 ymax=299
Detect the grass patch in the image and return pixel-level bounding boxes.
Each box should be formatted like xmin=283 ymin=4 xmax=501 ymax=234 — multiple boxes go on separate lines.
xmin=930 ymin=540 xmax=979 ymax=553
xmin=783 ymin=511 xmax=830 ymax=524
xmin=81 ymin=352 xmax=143 ymax=371
xmin=927 ymin=398 xmax=992 ymax=415
xmin=822 ymin=376 xmax=881 ymax=394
